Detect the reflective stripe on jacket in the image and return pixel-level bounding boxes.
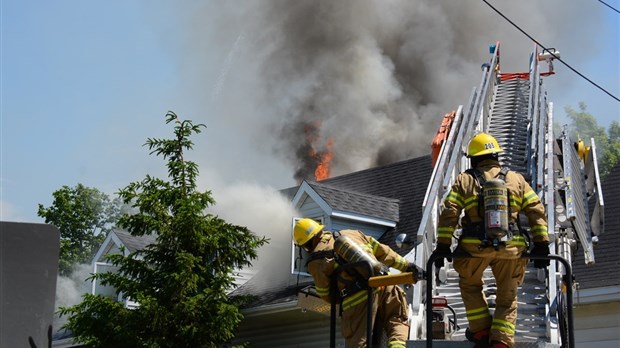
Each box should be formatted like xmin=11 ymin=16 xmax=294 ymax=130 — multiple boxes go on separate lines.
xmin=437 ymin=160 xmax=548 ymax=246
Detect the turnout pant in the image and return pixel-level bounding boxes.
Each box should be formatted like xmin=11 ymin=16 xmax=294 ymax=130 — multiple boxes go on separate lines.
xmin=453 ymin=243 xmax=528 ymax=348
xmin=341 ymin=285 xmax=409 ymax=348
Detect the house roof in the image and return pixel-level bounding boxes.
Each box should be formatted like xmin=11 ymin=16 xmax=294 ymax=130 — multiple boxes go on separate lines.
xmin=572 ymin=162 xmax=620 ymax=289
xmin=307 ymin=181 xmax=400 ymax=222
xmin=113 ymin=230 xmax=157 ymax=253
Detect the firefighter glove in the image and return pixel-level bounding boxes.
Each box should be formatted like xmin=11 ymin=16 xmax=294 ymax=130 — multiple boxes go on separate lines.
xmin=531 ymin=242 xmax=550 ymax=269
xmin=431 ymin=244 xmax=452 ymax=270
xmin=406 ymin=263 xmax=425 ymax=281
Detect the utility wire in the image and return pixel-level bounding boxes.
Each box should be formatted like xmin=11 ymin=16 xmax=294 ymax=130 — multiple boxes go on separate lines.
xmin=599 ymin=0 xmax=620 ymax=14
xmin=482 ymin=0 xmax=620 ymax=103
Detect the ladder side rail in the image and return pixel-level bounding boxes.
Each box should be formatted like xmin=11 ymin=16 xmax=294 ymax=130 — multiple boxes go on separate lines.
xmin=585 ymin=138 xmax=605 ymax=237
xmin=468 ymin=41 xmax=500 ymax=137
xmin=536 ymin=89 xmax=548 ymax=191
xmin=479 ymin=52 xmax=501 ymax=134
xmin=442 ymin=88 xmax=479 ymax=190
xmin=408 ymin=103 xmax=471 ymax=339
xmin=544 ymin=100 xmax=560 ymax=345
xmin=528 ymin=50 xmax=541 ymax=184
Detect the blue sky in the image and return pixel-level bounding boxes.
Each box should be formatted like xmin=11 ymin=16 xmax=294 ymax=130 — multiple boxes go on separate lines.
xmin=2 ymin=1 xmax=619 ymax=223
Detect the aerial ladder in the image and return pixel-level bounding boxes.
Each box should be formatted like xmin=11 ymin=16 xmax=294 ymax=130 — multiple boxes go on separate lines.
xmin=404 ymin=42 xmax=605 ymax=347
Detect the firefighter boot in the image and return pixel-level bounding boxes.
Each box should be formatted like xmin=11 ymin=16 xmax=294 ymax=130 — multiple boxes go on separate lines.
xmin=465 ymin=328 xmax=490 ymax=348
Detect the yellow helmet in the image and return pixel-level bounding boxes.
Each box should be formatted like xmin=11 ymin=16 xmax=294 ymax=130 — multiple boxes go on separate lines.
xmin=293 ymin=218 xmax=324 ymax=246
xmin=467 ymin=132 xmax=503 ymax=157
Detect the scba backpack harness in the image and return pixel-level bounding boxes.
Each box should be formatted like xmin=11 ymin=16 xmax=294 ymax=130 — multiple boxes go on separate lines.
xmin=463 ymin=167 xmax=521 ymax=249
xmin=306 ymin=231 xmax=384 ymax=300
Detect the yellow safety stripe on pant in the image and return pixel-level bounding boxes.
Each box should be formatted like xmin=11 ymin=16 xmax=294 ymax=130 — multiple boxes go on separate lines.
xmin=491 ymin=318 xmax=515 ymax=334
xmin=315 ymin=285 xmax=329 ymax=297
xmin=531 ymin=224 xmax=548 ymax=238
xmin=466 ymin=306 xmax=491 ymax=321
xmin=438 ymin=226 xmax=455 ymax=239
xmin=342 ymin=288 xmax=381 ymax=311
xmin=388 ymin=340 xmax=406 ymax=348
xmin=522 ymin=190 xmax=539 ymax=207
xmin=446 ymin=191 xmax=464 ymax=208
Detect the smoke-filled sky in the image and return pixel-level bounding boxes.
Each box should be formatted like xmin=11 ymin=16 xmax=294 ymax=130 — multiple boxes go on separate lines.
xmin=2 ymin=0 xmax=619 ymax=224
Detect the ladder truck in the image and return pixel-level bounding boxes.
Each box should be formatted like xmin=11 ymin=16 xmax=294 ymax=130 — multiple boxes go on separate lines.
xmin=404 ymin=42 xmax=605 ymax=348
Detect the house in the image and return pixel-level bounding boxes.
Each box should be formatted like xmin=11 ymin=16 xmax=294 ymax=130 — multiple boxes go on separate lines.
xmin=232 ymin=155 xmax=434 ymax=347
xmin=59 ymin=156 xmax=619 ymax=347
xmin=571 ymin=163 xmax=620 ymax=347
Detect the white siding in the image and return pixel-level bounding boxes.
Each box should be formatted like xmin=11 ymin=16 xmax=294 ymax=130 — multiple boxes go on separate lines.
xmin=574 ymin=301 xmax=620 ymax=347
xmin=298 ymin=194 xmax=325 ymax=218
xmin=236 ymin=307 xmax=345 ymax=347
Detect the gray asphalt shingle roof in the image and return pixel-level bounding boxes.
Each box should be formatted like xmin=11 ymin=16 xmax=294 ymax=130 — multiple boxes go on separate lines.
xmin=307 ymin=181 xmax=400 ymax=222
xmin=114 ymin=230 xmax=157 ymax=253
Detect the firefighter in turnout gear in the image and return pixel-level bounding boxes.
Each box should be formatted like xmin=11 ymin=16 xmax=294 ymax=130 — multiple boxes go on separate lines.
xmin=293 ymin=218 xmax=424 ymax=348
xmin=432 ymin=133 xmax=549 ymax=348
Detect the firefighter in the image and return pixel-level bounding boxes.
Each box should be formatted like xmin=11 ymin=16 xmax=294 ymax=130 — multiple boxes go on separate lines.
xmin=293 ymin=218 xmax=423 ymax=348
xmin=432 ymin=132 xmax=549 ymax=348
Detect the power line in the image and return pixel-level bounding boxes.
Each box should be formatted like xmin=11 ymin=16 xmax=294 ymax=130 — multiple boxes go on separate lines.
xmin=599 ymin=0 xmax=620 ymax=14
xmin=482 ymin=0 xmax=620 ymax=103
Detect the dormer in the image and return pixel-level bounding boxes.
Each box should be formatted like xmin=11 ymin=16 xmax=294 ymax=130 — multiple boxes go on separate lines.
xmin=290 ymin=180 xmax=399 ymax=276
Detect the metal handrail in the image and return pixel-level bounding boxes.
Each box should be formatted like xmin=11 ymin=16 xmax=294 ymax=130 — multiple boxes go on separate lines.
xmin=425 ymin=252 xmax=574 ymax=348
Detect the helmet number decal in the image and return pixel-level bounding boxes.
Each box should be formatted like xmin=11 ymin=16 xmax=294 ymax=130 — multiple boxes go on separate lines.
xmin=484 ymin=142 xmax=496 ymax=149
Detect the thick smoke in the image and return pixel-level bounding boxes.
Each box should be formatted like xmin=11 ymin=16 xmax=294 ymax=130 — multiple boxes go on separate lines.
xmin=208 ymin=180 xmax=300 ymax=290
xmin=193 ymin=0 xmax=605 ymax=181
xmin=54 ymin=264 xmax=92 ymax=330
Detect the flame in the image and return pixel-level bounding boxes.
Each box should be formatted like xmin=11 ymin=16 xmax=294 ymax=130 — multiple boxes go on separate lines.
xmin=294 ymin=121 xmax=334 ymax=182
xmin=313 ymin=138 xmax=333 ymax=181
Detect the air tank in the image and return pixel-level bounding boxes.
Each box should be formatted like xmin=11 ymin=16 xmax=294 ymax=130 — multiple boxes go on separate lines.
xmin=334 ymin=234 xmax=383 ymax=278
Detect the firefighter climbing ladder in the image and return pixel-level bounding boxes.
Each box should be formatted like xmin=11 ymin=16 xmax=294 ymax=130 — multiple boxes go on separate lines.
xmin=406 ymin=42 xmax=605 ymax=347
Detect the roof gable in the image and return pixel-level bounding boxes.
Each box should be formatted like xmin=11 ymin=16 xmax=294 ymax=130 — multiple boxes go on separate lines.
xmin=92 ymin=230 xmax=157 ymax=264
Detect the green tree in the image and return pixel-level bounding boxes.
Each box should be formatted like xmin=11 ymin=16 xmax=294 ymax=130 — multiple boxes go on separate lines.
xmin=38 ymin=184 xmax=121 ymax=276
xmin=564 ymin=102 xmax=620 ymax=180
xmin=60 ymin=111 xmax=267 ymax=348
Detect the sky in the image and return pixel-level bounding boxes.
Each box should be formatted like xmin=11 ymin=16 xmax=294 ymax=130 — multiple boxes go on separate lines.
xmin=1 ymin=0 xmax=619 ymax=225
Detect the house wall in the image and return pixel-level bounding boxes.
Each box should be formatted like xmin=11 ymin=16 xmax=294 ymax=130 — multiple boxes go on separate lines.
xmin=298 ymin=194 xmax=325 ymax=218
xmin=235 ymin=307 xmax=345 ymax=347
xmin=331 ymin=218 xmax=387 ymax=240
xmin=573 ymin=301 xmax=620 ymax=347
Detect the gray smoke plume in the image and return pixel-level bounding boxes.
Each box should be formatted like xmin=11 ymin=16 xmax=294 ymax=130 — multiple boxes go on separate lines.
xmin=206 ymin=179 xmax=300 ymax=290
xmin=54 ymin=264 xmax=92 ymax=330
xmin=185 ymin=1 xmax=606 ymax=182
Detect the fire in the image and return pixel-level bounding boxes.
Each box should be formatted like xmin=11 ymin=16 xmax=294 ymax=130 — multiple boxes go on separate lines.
xmin=295 ymin=121 xmax=334 ymax=182
xmin=313 ymin=138 xmax=333 ymax=181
